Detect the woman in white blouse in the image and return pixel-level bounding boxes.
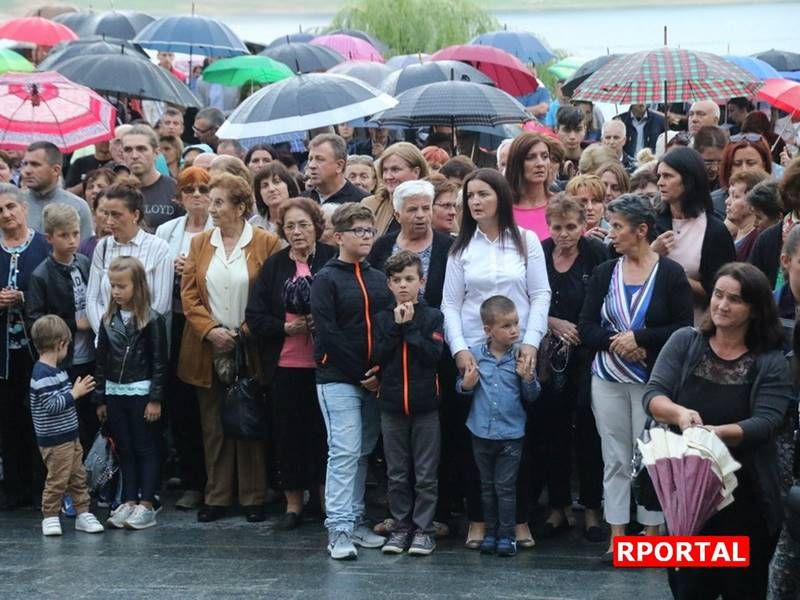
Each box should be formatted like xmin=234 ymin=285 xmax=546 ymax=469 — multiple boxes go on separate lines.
xmin=86 ymin=177 xmax=173 ymax=334
xmin=441 ymin=168 xmax=551 ymax=549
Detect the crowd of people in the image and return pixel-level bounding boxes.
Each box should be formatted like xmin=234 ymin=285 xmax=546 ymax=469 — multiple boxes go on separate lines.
xmin=2 ymin=59 xmax=800 ymax=598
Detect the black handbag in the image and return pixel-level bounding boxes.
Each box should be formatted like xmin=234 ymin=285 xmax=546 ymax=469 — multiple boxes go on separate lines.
xmin=220 ymin=334 xmax=268 ymax=440
xmin=631 ymin=418 xmax=664 ymax=512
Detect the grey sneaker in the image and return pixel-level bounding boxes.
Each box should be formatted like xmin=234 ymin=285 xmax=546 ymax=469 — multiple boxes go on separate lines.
xmin=328 ymin=530 xmax=358 ymax=560
xmin=175 ymin=490 xmax=203 ymax=510
xmin=124 ymin=505 xmax=157 ymax=530
xmin=352 ymin=523 xmax=386 ymax=548
xmin=106 ymin=503 xmax=135 ymax=529
xmin=408 ymin=531 xmax=436 ymax=556
xmin=382 ymin=530 xmax=411 ymax=554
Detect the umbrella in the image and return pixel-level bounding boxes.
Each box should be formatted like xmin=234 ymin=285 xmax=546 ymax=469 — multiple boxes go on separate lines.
xmin=328 ymin=60 xmax=394 ymax=88
xmin=56 ymin=10 xmax=155 ymax=40
xmin=469 ymin=30 xmax=555 ymax=65
xmin=572 ymin=47 xmax=762 ymax=105
xmin=0 ymin=49 xmax=35 ymax=74
xmin=52 ymin=11 xmax=94 ymax=34
xmin=752 ymin=49 xmax=800 ymax=72
xmin=260 ymin=42 xmax=344 ymax=74
xmin=217 ymin=73 xmax=397 ymax=139
xmin=430 ymin=44 xmax=538 ymax=96
xmin=134 ymin=14 xmax=249 ymax=58
xmin=38 ymin=37 xmax=146 ymax=71
xmin=202 ymin=55 xmax=294 ymax=87
xmin=328 ymin=28 xmax=388 ymax=55
xmin=638 ymin=426 xmax=740 ymax=536
xmin=547 ymin=56 xmax=587 ymax=81
xmin=54 ymin=53 xmax=201 ymax=107
xmin=386 ymin=53 xmax=429 ymax=69
xmin=781 ymin=71 xmax=800 ymax=83
xmin=0 ymin=17 xmax=78 ymax=47
xmin=265 ymin=32 xmax=315 ymax=49
xmin=724 ymin=55 xmax=781 ymax=81
xmin=757 ymin=78 xmax=800 ymax=115
xmin=561 ymin=54 xmax=622 ymax=97
xmin=0 ymin=71 xmax=116 ymax=152
xmin=26 ymin=5 xmax=78 ymax=19
xmin=380 ymin=60 xmax=494 ymax=96
xmin=311 ymin=34 xmax=383 ymax=63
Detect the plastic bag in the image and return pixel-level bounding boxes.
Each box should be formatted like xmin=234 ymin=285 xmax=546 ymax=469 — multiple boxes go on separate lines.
xmin=84 ymin=430 xmax=119 ymax=493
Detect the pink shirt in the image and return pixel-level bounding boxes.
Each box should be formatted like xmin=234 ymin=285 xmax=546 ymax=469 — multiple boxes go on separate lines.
xmin=278 ymin=261 xmax=315 ymax=369
xmin=513 ymin=205 xmax=550 ymax=241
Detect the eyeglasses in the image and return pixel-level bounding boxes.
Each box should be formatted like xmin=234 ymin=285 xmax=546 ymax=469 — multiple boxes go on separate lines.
xmin=283 ymin=222 xmax=314 ymax=232
xmin=730 ymin=133 xmax=764 ymax=143
xmin=181 ymin=185 xmax=209 ymax=195
xmin=434 ymin=201 xmax=457 ymax=211
xmin=192 ymin=125 xmax=214 ymax=136
xmin=339 ymin=226 xmax=377 ymax=238
xmin=703 ymin=159 xmax=721 ymax=166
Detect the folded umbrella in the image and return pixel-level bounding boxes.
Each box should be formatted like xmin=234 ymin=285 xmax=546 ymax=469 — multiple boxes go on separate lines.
xmin=0 ymin=16 xmax=78 ymax=47
xmin=469 ymin=30 xmax=555 ymax=65
xmin=380 ymin=60 xmax=494 ymax=96
xmin=134 ymin=14 xmax=248 ymax=58
xmin=202 ymin=55 xmax=294 ymax=87
xmin=430 ymin=44 xmax=537 ymax=96
xmin=260 ymin=42 xmax=344 ymax=74
xmin=328 ymin=60 xmax=394 ymax=88
xmin=312 ymin=34 xmax=383 ymax=63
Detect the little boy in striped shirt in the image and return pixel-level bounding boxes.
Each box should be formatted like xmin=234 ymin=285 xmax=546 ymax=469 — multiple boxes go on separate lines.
xmin=29 ymin=315 xmax=104 ymax=536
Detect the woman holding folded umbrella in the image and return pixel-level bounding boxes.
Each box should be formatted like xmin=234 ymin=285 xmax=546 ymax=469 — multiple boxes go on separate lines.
xmin=644 ymin=262 xmax=793 ymax=600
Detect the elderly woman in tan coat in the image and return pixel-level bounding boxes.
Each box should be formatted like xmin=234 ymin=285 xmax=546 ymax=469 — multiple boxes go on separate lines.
xmin=179 ymin=172 xmax=281 ymax=524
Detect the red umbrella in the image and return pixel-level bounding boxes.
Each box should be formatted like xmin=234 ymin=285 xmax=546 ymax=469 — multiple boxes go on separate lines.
xmin=757 ymin=78 xmax=800 ymax=114
xmin=522 ymin=120 xmax=558 ymax=139
xmin=430 ymin=44 xmax=537 ymax=96
xmin=0 ymin=71 xmax=116 ymax=153
xmin=312 ymin=34 xmax=383 ymax=63
xmin=0 ymin=16 xmax=78 ymax=47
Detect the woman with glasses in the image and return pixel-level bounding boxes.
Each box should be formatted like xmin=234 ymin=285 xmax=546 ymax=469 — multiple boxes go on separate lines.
xmin=428 ymin=173 xmax=460 ymax=235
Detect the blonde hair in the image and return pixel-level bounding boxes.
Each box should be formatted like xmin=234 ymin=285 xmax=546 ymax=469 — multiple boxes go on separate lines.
xmin=31 ymin=314 xmax=71 ymax=354
xmin=578 ymin=144 xmax=617 ymax=174
xmin=42 ymin=202 xmax=79 ymax=234
xmin=209 ymin=172 xmax=254 ymax=216
xmin=104 ymin=256 xmax=151 ymax=329
xmin=374 ymin=142 xmax=429 ymax=203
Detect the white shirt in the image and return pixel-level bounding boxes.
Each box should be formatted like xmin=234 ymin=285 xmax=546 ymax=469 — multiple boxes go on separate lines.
xmin=442 ymin=226 xmax=551 ymax=355
xmin=205 ymin=221 xmax=253 ymax=330
xmin=86 ymin=229 xmax=174 ymax=333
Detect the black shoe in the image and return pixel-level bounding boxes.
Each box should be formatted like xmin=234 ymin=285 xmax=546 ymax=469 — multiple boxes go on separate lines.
xmin=244 ymin=505 xmax=266 ymax=523
xmin=197 ymin=505 xmax=227 ymax=523
xmin=536 ymin=519 xmax=572 ymax=539
xmin=584 ymin=525 xmax=605 ymax=543
xmin=276 ymin=511 xmax=301 ymax=530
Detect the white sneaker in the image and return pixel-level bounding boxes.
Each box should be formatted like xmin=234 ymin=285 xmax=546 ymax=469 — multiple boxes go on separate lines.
xmin=42 ymin=516 xmax=62 ymax=536
xmin=106 ymin=503 xmax=135 ymax=529
xmin=75 ymin=512 xmax=104 ymax=533
xmin=124 ymin=504 xmax=157 ymax=530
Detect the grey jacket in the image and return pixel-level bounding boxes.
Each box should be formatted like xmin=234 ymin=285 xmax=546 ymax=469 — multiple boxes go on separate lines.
xmin=643 ymin=326 xmax=794 ymax=536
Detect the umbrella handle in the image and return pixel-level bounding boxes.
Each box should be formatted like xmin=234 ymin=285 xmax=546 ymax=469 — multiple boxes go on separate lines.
xmin=773 ymin=109 xmax=799 ymax=152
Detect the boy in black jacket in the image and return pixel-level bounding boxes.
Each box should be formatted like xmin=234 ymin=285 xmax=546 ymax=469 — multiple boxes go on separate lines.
xmin=373 ymin=251 xmax=444 ymax=556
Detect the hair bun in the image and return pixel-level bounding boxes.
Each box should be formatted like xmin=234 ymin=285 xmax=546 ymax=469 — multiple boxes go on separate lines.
xmin=113 ymin=175 xmax=142 ymax=191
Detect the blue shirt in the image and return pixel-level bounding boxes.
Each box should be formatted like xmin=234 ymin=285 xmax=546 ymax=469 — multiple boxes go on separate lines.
xmin=516 ymin=86 xmax=551 ymax=109
xmin=458 ymin=341 xmax=540 ymax=440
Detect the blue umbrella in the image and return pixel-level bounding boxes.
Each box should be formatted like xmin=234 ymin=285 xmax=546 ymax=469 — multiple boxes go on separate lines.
xmin=780 ymin=71 xmax=800 ymax=82
xmin=469 ymin=30 xmax=555 ymax=65
xmin=266 ymin=32 xmax=315 ymax=49
xmin=55 ymin=10 xmax=154 ymax=40
xmin=328 ymin=60 xmax=394 ymax=88
xmin=133 ymin=14 xmax=248 ymax=57
xmin=724 ymin=55 xmax=781 ymax=81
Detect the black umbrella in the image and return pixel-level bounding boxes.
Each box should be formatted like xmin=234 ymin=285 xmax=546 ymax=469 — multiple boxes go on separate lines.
xmin=380 ymin=60 xmax=494 ymax=96
xmin=752 ymin=49 xmax=800 ymax=72
xmin=561 ymin=54 xmax=623 ymax=97
xmin=260 ymin=42 xmax=344 ymax=74
xmin=38 ymin=37 xmax=147 ymax=70
xmin=265 ymin=32 xmax=315 ymax=49
xmin=55 ymin=10 xmax=154 ymax=39
xmin=328 ymin=60 xmax=394 ymax=88
xmin=328 ymin=28 xmax=389 ymax=55
xmin=54 ymin=53 xmax=201 ymax=107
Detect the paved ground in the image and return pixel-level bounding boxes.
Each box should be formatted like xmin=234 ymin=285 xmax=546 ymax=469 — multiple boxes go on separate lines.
xmin=0 ymin=493 xmax=673 ymax=600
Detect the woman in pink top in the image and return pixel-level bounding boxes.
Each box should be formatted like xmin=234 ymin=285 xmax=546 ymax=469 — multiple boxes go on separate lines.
xmin=245 ymin=198 xmax=338 ymax=530
xmin=505 ymin=133 xmax=554 ymax=241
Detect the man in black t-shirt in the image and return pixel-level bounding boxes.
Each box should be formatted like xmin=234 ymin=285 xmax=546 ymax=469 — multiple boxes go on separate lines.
xmin=64 ymin=141 xmax=114 ymax=196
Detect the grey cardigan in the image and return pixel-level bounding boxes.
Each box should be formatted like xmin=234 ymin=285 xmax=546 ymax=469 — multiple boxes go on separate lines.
xmin=643 ymin=326 xmax=794 ymax=536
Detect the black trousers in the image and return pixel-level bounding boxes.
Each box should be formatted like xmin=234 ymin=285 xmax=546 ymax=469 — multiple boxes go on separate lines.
xmin=66 ymin=361 xmax=100 ymax=458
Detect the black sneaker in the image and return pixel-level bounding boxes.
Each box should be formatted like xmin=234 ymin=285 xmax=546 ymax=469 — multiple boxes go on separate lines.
xmin=382 ymin=530 xmax=411 ymax=554
xmin=408 ymin=531 xmax=436 ymax=556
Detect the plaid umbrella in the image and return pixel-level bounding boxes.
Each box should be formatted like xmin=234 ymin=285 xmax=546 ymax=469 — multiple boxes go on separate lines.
xmin=572 ymin=47 xmax=762 ymax=105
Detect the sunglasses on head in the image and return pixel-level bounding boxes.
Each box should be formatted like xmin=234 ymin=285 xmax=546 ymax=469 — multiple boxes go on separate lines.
xmin=730 ymin=133 xmax=764 ymax=144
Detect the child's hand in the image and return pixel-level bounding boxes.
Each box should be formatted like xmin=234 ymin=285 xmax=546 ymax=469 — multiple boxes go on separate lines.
xmin=96 ymin=404 xmax=107 ymax=423
xmin=360 ymin=366 xmax=380 ymax=392
xmin=76 ymin=316 xmax=91 ymax=331
xmin=393 ymin=302 xmax=414 ymax=324
xmin=72 ymin=375 xmax=96 ymax=399
xmin=461 ymin=363 xmax=479 ymax=390
xmin=144 ymin=402 xmax=161 ymax=423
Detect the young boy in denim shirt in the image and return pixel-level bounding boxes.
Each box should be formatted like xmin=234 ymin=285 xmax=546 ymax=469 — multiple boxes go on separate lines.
xmin=457 ymin=295 xmax=540 ymax=557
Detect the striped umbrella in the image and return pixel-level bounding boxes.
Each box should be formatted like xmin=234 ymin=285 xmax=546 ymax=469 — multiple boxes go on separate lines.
xmin=573 ymin=47 xmax=762 ymax=105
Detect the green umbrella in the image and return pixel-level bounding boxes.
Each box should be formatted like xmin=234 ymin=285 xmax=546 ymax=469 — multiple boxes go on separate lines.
xmin=547 ymin=56 xmax=586 ymax=81
xmin=202 ymin=55 xmax=294 ymax=87
xmin=0 ymin=49 xmax=35 ymax=74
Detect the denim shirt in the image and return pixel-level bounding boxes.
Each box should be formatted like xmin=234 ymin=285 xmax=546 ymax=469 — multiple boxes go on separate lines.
xmin=458 ymin=341 xmax=540 ymax=441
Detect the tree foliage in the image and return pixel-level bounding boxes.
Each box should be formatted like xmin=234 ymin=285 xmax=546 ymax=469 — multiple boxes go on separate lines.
xmin=328 ymin=0 xmax=499 ymax=57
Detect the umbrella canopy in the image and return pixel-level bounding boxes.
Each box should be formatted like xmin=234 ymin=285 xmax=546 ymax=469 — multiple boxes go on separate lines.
xmin=0 ymin=17 xmax=78 ymax=47
xmin=386 ymin=54 xmax=429 ymax=69
xmin=547 ymin=55 xmax=587 ymax=80
xmin=380 ymin=60 xmax=494 ymax=96
xmin=265 ymin=32 xmax=315 ymax=49
xmin=218 ymin=73 xmax=397 ymax=139
xmin=371 ymin=80 xmax=530 ymax=128
xmin=753 ymin=49 xmax=800 ymax=72
xmin=260 ymin=42 xmax=344 ymax=74
xmin=202 ymin=55 xmax=294 ymax=87
xmin=430 ymin=44 xmax=537 ymax=96
xmin=56 ymin=10 xmax=155 ymax=40
xmin=38 ymin=37 xmax=147 ymax=71
xmin=312 ymin=34 xmax=383 ymax=63
xmin=724 ymin=55 xmax=781 ymax=81
xmin=757 ymin=78 xmax=800 ymax=115
xmin=26 ymin=5 xmax=78 ymax=19
xmin=781 ymin=71 xmax=800 ymax=83
xmin=134 ymin=14 xmax=248 ymax=58
xmin=328 ymin=60 xmax=394 ymax=88
xmin=54 ymin=53 xmax=201 ymax=107
xmin=52 ymin=11 xmax=93 ymax=34
xmin=561 ymin=54 xmax=622 ymax=97
xmin=328 ymin=29 xmax=388 ymax=55
xmin=0 ymin=49 xmax=35 ymax=74
xmin=572 ymin=47 xmax=762 ymax=104
xmin=0 ymin=71 xmax=116 ymax=152
xmin=469 ymin=30 xmax=555 ymax=65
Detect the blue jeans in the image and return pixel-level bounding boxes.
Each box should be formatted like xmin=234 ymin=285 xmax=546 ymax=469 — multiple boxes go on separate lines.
xmin=472 ymin=435 xmax=523 ymax=539
xmin=317 ymin=382 xmax=380 ymax=534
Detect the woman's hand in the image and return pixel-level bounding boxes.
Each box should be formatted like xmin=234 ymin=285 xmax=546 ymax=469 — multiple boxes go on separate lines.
xmin=174 ymin=255 xmax=187 ymax=276
xmin=461 ymin=363 xmax=479 ymax=390
xmin=360 ymin=366 xmax=380 ymax=392
xmin=0 ymin=288 xmax=22 ymax=308
xmin=609 ymin=331 xmax=639 ymax=355
xmin=585 ymin=227 xmax=608 ymax=242
xmin=517 ymin=344 xmax=537 ymax=380
xmin=96 ymin=404 xmax=107 ymax=423
xmin=455 ymin=349 xmax=477 ymax=375
xmin=144 ymin=401 xmax=162 ymax=423
xmin=548 ymin=317 xmax=580 ymax=346
xmin=206 ymin=327 xmax=237 ymax=352
xmin=650 ymin=231 xmax=675 ymax=256
xmin=284 ymin=316 xmax=309 ymax=336
xmin=677 ymin=407 xmax=703 ymax=431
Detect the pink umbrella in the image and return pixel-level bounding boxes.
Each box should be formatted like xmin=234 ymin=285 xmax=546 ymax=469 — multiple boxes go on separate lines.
xmin=0 ymin=16 xmax=78 ymax=47
xmin=430 ymin=44 xmax=538 ymax=96
xmin=311 ymin=34 xmax=383 ymax=63
xmin=0 ymin=71 xmax=116 ymax=153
